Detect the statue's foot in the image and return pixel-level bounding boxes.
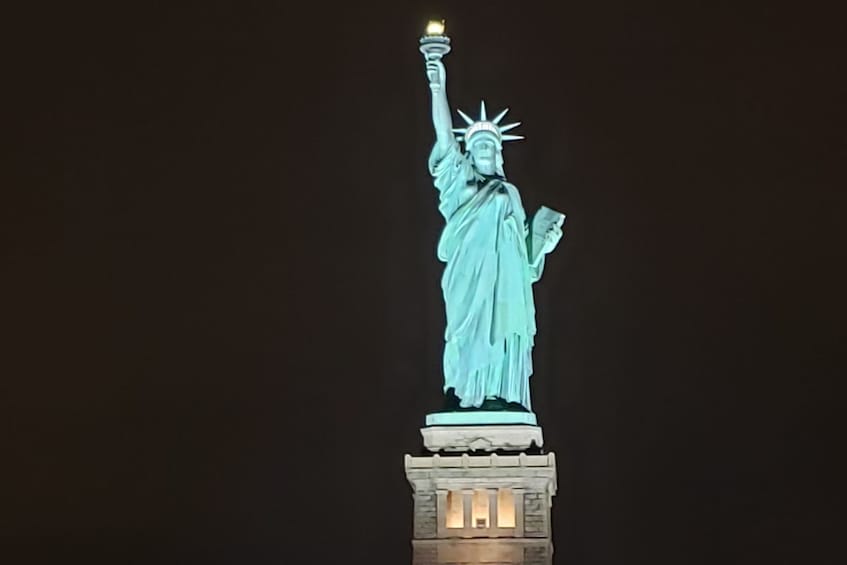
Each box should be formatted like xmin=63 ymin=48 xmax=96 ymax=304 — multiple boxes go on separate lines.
xmin=441 ymin=389 xmax=530 ymax=412
xmin=442 ymin=388 xmax=462 ymax=411
xmin=480 ymin=397 xmax=530 ymax=412
xmin=480 ymin=397 xmax=508 ymax=411
xmin=505 ymin=399 xmax=530 ymax=413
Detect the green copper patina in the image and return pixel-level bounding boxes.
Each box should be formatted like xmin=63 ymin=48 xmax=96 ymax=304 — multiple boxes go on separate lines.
xmin=420 ymin=26 xmax=565 ymax=413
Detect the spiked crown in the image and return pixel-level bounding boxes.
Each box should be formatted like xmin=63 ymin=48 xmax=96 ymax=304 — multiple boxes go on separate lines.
xmin=452 ymin=101 xmax=524 ymax=146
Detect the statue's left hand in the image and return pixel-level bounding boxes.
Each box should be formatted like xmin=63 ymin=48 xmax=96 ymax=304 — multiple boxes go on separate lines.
xmin=542 ymin=225 xmax=563 ymax=254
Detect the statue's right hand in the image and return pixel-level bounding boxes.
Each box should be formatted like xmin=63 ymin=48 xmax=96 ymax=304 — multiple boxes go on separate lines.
xmin=426 ymin=60 xmax=446 ymax=91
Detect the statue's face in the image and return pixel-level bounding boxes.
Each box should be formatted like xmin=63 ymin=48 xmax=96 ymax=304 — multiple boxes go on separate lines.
xmin=468 ymin=134 xmax=499 ymax=175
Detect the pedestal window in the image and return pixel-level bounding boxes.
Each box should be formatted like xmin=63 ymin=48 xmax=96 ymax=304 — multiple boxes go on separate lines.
xmin=472 ymin=489 xmax=489 ymax=528
xmin=445 ymin=490 xmax=464 ymax=529
xmin=497 ymin=488 xmax=516 ymax=528
xmin=437 ymin=486 xmax=524 ymax=537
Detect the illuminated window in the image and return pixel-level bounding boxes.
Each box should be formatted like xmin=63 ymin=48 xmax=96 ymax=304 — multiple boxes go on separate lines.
xmin=445 ymin=491 xmax=464 ymax=528
xmin=497 ymin=488 xmax=516 ymax=528
xmin=472 ymin=489 xmax=489 ymax=528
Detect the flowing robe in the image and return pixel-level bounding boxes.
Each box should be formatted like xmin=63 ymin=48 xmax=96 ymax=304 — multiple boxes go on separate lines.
xmin=429 ymin=141 xmax=544 ymax=409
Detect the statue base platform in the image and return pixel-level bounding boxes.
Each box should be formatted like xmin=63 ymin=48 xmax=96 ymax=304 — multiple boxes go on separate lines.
xmin=421 ymin=424 xmax=543 ymax=452
xmin=425 ymin=411 xmax=537 ymax=426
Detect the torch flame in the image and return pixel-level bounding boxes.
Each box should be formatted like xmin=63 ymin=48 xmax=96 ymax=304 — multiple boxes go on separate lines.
xmin=426 ymin=20 xmax=445 ymax=36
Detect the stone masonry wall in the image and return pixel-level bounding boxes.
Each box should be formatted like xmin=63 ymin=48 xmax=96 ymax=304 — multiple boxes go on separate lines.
xmin=412 ymin=544 xmax=438 ymax=565
xmin=523 ymin=543 xmax=553 ymax=565
xmin=522 ymin=491 xmax=548 ymax=537
xmin=413 ymin=491 xmax=438 ymax=539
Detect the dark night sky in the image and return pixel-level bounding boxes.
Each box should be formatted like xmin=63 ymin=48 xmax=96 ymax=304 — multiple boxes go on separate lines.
xmin=3 ymin=2 xmax=845 ymax=564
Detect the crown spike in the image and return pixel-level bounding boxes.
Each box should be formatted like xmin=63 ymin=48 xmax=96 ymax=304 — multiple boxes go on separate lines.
xmin=479 ymin=100 xmax=487 ymax=121
xmin=452 ymin=127 xmax=467 ymax=134
xmin=456 ymin=109 xmax=475 ymax=125
xmin=491 ymin=108 xmax=509 ymax=124
xmin=499 ymin=122 xmax=521 ymax=133
xmin=501 ymin=134 xmax=525 ymax=142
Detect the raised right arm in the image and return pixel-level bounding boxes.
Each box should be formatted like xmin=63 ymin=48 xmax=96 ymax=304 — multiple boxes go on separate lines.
xmin=426 ymin=59 xmax=476 ymax=219
xmin=425 ymin=60 xmax=454 ymax=150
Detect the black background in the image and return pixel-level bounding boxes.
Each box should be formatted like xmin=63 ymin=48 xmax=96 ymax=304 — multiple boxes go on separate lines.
xmin=3 ymin=2 xmax=845 ymax=563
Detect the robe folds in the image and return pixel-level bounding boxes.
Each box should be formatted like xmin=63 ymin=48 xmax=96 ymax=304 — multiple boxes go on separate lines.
xmin=429 ymin=141 xmax=543 ymax=409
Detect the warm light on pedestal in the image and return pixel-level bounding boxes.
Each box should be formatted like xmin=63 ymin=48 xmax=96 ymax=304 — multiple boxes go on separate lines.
xmin=472 ymin=490 xmax=490 ymax=528
xmin=497 ymin=488 xmax=516 ymax=528
xmin=446 ymin=491 xmax=464 ymax=528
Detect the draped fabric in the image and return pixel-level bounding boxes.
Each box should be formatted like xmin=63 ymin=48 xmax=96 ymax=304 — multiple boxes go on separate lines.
xmin=429 ymin=141 xmax=539 ymax=409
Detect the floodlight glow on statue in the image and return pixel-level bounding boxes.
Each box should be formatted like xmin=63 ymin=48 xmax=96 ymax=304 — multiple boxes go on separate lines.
xmin=420 ymin=22 xmax=565 ymax=413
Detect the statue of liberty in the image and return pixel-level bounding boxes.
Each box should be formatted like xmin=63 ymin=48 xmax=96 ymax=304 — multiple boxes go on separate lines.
xmin=423 ymin=37 xmax=565 ymax=413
